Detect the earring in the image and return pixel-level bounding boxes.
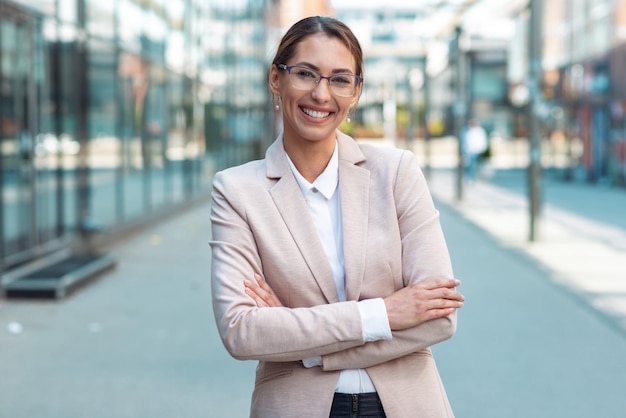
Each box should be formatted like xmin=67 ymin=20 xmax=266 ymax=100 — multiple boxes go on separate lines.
xmin=346 ymin=109 xmax=352 ymax=124
xmin=275 ymin=104 xmax=280 ymax=111
xmin=274 ymin=96 xmax=281 ymax=111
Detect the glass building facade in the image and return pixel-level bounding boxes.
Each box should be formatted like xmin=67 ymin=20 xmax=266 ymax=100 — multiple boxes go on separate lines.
xmin=540 ymin=0 xmax=626 ymax=185
xmin=0 ymin=0 xmax=271 ymax=274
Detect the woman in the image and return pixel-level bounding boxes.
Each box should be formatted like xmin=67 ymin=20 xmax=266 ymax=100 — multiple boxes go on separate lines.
xmin=210 ymin=16 xmax=464 ymax=418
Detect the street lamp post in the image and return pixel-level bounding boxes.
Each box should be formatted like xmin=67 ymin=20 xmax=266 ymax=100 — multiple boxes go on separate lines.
xmin=453 ymin=27 xmax=468 ymax=201
xmin=422 ymin=60 xmax=432 ymax=179
xmin=527 ymin=0 xmax=543 ymax=242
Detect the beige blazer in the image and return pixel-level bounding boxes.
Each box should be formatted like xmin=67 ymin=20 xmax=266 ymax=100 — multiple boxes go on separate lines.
xmin=210 ymin=131 xmax=457 ymax=418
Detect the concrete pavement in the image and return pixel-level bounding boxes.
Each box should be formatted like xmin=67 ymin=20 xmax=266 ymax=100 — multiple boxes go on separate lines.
xmin=1 ymin=152 xmax=626 ymax=417
xmin=428 ymin=167 xmax=626 ymax=334
xmin=428 ymin=168 xmax=626 ymax=418
xmin=0 ymin=202 xmax=255 ymax=418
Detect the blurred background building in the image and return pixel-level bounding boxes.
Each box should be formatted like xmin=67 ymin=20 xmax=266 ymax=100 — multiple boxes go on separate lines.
xmin=0 ymin=0 xmax=271 ymax=278
xmin=1 ymin=0 xmax=625 ymax=281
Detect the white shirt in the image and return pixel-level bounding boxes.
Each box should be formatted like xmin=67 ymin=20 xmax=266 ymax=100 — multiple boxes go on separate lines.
xmin=286 ymin=142 xmax=392 ymax=394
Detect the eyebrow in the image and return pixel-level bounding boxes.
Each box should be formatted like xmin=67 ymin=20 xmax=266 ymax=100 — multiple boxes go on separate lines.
xmin=294 ymin=62 xmax=355 ymax=75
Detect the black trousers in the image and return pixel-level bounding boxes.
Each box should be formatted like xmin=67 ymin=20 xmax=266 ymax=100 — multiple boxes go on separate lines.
xmin=329 ymin=392 xmax=386 ymax=418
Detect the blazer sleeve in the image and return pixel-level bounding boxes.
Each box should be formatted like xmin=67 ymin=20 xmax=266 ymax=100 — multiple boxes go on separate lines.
xmin=321 ymin=150 xmax=457 ymax=371
xmin=210 ymin=169 xmax=366 ymax=362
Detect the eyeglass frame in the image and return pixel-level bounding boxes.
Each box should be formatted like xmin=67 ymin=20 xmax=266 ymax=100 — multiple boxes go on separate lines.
xmin=276 ymin=64 xmax=363 ymax=97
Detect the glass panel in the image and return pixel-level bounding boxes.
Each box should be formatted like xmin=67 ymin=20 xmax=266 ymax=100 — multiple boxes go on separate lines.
xmin=144 ymin=8 xmax=167 ymax=45
xmin=58 ymin=0 xmax=77 ymax=23
xmin=118 ymin=0 xmax=143 ymax=53
xmin=165 ymin=0 xmax=185 ymax=71
xmin=145 ymin=64 xmax=168 ymax=207
xmin=166 ymin=74 xmax=187 ymax=203
xmin=1 ymin=17 xmax=21 ymax=256
xmin=87 ymin=39 xmax=119 ymax=229
xmin=1 ymin=4 xmax=76 ymax=263
xmin=1 ymin=17 xmax=34 ymax=255
xmin=192 ymin=84 xmax=209 ymax=193
xmin=117 ymin=51 xmax=147 ymax=220
xmin=57 ymin=31 xmax=81 ymax=234
xmin=2 ymin=0 xmax=274 ymax=264
xmin=86 ymin=0 xmax=115 ymax=40
xmin=10 ymin=1 xmax=55 ymax=16
xmin=32 ymin=18 xmax=58 ymax=245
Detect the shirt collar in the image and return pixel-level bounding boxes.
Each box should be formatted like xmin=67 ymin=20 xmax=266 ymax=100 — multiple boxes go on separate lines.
xmin=286 ymin=142 xmax=339 ymax=200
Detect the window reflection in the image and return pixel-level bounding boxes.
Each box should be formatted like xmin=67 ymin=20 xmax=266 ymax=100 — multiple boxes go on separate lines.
xmin=118 ymin=0 xmax=143 ymax=52
xmin=58 ymin=0 xmax=76 ymax=23
xmin=9 ymin=0 xmax=55 ymax=15
xmin=1 ymin=0 xmax=271 ymax=266
xmin=86 ymin=0 xmax=115 ymax=39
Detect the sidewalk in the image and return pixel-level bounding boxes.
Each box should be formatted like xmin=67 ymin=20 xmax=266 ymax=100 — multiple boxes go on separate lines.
xmin=0 ymin=203 xmax=256 ymax=418
xmin=0 ymin=151 xmax=625 ymax=417
xmin=430 ymin=182 xmax=626 ymax=418
xmin=427 ymin=167 xmax=626 ymax=333
xmin=366 ymin=138 xmax=626 ymax=417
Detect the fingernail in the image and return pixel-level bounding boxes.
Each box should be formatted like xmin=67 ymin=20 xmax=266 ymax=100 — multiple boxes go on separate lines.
xmin=455 ymin=279 xmax=462 ymax=286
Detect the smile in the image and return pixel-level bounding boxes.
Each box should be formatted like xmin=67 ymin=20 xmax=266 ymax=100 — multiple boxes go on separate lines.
xmin=301 ymin=107 xmax=331 ymax=119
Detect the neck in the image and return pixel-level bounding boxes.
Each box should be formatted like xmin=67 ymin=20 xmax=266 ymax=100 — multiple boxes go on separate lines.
xmin=284 ymin=137 xmax=335 ymax=183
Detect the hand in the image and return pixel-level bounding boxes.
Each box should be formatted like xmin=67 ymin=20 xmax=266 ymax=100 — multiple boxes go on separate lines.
xmin=244 ymin=274 xmax=284 ymax=308
xmin=384 ymin=278 xmax=464 ymax=330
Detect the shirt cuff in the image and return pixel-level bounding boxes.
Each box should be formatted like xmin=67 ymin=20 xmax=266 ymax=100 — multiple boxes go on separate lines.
xmin=358 ymin=298 xmax=392 ymax=342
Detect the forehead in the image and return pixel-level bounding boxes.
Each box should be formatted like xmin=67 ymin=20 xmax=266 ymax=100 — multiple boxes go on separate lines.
xmin=291 ymin=33 xmax=355 ymax=71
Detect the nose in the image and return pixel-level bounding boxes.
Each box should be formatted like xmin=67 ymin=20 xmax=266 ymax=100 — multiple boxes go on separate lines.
xmin=311 ymin=77 xmax=332 ymax=102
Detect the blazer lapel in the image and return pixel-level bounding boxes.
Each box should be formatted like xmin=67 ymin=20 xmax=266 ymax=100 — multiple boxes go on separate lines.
xmin=337 ymin=132 xmax=369 ymax=301
xmin=266 ymin=136 xmax=339 ymax=304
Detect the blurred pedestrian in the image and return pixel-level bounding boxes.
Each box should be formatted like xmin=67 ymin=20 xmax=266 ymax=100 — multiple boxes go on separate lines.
xmin=463 ymin=119 xmax=488 ymax=180
xmin=210 ymin=16 xmax=464 ymax=418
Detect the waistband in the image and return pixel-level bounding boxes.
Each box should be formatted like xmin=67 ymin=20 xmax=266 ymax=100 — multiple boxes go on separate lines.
xmin=330 ymin=392 xmax=386 ymax=417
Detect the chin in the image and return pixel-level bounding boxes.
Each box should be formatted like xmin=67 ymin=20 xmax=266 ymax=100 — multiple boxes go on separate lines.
xmin=301 ymin=129 xmax=339 ymax=144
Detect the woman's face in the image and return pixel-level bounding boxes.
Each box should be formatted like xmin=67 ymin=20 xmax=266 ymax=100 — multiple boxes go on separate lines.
xmin=270 ymin=33 xmax=361 ymax=147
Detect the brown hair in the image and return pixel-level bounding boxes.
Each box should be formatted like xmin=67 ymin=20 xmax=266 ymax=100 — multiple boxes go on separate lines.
xmin=272 ymin=16 xmax=364 ymax=78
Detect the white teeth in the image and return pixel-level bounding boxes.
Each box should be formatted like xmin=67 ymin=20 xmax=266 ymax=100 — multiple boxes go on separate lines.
xmin=302 ymin=107 xmax=330 ymax=119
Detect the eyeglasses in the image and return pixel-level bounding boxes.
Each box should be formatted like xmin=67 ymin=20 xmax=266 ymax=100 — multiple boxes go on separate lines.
xmin=277 ymin=64 xmax=363 ymax=98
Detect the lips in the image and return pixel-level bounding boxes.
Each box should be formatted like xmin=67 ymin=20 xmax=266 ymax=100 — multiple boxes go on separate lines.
xmin=301 ymin=106 xmax=332 ymax=119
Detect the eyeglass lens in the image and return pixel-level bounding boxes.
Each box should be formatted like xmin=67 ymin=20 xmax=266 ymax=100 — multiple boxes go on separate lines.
xmin=287 ymin=66 xmax=358 ymax=97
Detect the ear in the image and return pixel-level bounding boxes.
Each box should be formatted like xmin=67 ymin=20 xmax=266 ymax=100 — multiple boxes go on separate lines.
xmin=269 ymin=65 xmax=281 ymax=95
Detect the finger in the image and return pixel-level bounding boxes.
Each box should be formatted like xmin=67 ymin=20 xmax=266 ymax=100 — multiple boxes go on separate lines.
xmin=254 ymin=274 xmax=274 ymax=293
xmin=429 ymin=287 xmax=465 ymax=302
xmin=253 ymin=273 xmax=265 ymax=285
xmin=245 ymin=279 xmax=272 ymax=304
xmin=254 ymin=274 xmax=285 ymax=306
xmin=244 ymin=279 xmax=262 ymax=296
xmin=253 ymin=274 xmax=274 ymax=298
xmin=244 ymin=286 xmax=268 ymax=307
xmin=421 ymin=296 xmax=463 ymax=311
xmin=437 ymin=299 xmax=464 ymax=309
xmin=247 ymin=277 xmax=272 ymax=299
xmin=418 ymin=277 xmax=461 ymax=291
xmin=422 ymin=307 xmax=457 ymax=321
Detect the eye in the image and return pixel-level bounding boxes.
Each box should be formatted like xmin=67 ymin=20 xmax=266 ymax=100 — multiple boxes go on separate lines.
xmin=293 ymin=68 xmax=318 ymax=79
xmin=331 ymin=75 xmax=353 ymax=85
